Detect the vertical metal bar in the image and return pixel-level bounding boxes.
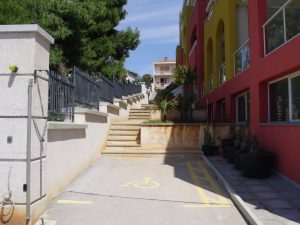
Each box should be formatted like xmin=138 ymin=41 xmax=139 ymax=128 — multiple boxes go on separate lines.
xmin=26 ymin=78 xmax=33 ymax=223
xmin=263 ymin=25 xmax=266 ymax=56
xmin=283 ymin=8 xmax=287 ymax=42
xmin=288 ymin=77 xmax=292 ymax=121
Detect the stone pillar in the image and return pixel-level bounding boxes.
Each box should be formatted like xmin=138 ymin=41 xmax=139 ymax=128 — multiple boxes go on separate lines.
xmin=0 ymin=24 xmax=54 ymax=225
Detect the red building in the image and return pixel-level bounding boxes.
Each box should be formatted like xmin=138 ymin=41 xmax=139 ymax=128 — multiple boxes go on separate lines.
xmin=185 ymin=0 xmax=300 ymax=184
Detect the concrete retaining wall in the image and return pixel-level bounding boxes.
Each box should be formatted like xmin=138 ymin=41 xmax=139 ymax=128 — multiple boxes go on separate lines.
xmin=141 ymin=124 xmax=231 ymax=150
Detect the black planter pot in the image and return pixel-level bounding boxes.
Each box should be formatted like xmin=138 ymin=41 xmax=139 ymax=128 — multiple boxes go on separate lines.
xmin=226 ymin=146 xmax=238 ymax=164
xmin=202 ymin=144 xmax=218 ymax=156
xmin=234 ymin=151 xmax=248 ymax=170
xmin=241 ymin=151 xmax=275 ymax=178
xmin=221 ymin=139 xmax=234 ymax=159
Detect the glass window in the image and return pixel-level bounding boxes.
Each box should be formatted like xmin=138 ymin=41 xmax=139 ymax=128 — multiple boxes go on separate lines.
xmin=269 ymin=79 xmax=289 ymax=122
xmin=266 ymin=10 xmax=285 ymax=53
xmin=220 ymin=100 xmax=226 ymax=123
xmin=285 ymin=0 xmax=300 ymax=41
xmin=291 ymin=75 xmax=300 ymax=120
xmin=237 ymin=93 xmax=250 ymax=123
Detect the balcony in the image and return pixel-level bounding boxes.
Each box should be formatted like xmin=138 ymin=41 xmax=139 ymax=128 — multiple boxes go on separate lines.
xmin=263 ymin=0 xmax=300 ymax=55
xmin=234 ymin=39 xmax=250 ymax=76
xmin=219 ymin=62 xmax=226 ymax=85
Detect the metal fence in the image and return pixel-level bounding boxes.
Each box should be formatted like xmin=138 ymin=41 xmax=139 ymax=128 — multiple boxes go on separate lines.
xmin=73 ymin=67 xmax=100 ymax=110
xmin=48 ymin=70 xmax=75 ymax=122
xmin=113 ymin=76 xmax=124 ymax=99
xmin=48 ymin=67 xmax=142 ymax=122
xmin=98 ymin=75 xmax=114 ymax=103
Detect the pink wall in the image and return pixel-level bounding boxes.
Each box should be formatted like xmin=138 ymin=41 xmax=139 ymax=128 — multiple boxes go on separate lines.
xmin=196 ymin=0 xmax=300 ymax=184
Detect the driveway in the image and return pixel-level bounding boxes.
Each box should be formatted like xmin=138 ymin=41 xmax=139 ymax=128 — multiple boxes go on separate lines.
xmin=40 ymin=154 xmax=247 ymax=225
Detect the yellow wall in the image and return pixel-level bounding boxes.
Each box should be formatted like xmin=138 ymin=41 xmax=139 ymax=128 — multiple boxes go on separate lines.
xmin=179 ymin=6 xmax=194 ymax=66
xmin=204 ymin=0 xmax=240 ymax=94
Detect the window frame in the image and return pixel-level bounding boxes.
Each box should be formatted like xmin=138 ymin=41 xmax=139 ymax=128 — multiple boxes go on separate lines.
xmin=268 ymin=72 xmax=300 ymax=123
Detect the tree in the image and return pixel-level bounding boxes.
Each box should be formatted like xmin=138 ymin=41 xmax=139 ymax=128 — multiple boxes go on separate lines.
xmin=173 ymin=65 xmax=197 ymax=121
xmin=0 ymin=0 xmax=140 ymax=79
xmin=142 ymin=74 xmax=153 ymax=89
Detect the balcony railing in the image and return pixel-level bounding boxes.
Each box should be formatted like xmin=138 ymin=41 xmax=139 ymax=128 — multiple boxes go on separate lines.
xmin=189 ymin=40 xmax=197 ymax=58
xmin=219 ymin=62 xmax=226 ymax=85
xmin=263 ymin=0 xmax=300 ymax=55
xmin=233 ymin=39 xmax=250 ymax=76
xmin=201 ymin=83 xmax=205 ymax=97
xmin=208 ymin=74 xmax=214 ymax=92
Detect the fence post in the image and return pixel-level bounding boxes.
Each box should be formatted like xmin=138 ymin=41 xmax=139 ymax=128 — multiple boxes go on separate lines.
xmin=0 ymin=24 xmax=54 ymax=225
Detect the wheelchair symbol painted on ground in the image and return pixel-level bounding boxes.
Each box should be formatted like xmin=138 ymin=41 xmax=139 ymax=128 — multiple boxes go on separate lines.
xmin=120 ymin=177 xmax=160 ymax=189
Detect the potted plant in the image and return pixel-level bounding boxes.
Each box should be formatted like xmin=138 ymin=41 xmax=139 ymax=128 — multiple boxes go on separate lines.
xmin=221 ymin=126 xmax=235 ymax=158
xmin=240 ymin=135 xmax=275 ymax=178
xmin=160 ymin=99 xmax=168 ymax=122
xmin=202 ymin=128 xmax=218 ymax=156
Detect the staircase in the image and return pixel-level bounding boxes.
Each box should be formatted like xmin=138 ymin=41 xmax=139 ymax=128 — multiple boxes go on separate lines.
xmin=104 ymin=122 xmax=142 ymax=152
xmin=128 ymin=108 xmax=151 ymax=120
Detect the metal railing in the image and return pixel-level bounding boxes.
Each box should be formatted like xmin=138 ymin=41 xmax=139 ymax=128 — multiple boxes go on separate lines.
xmin=113 ymin=76 xmax=124 ymax=99
xmin=73 ymin=67 xmax=101 ymax=110
xmin=219 ymin=62 xmax=226 ymax=85
xmin=98 ymin=74 xmax=114 ymax=103
xmin=234 ymin=39 xmax=250 ymax=76
xmin=263 ymin=0 xmax=300 ymax=55
xmin=48 ymin=70 xmax=75 ymax=122
xmin=189 ymin=40 xmax=197 ymax=58
xmin=49 ymin=67 xmax=142 ymax=122
xmin=208 ymin=73 xmax=214 ymax=92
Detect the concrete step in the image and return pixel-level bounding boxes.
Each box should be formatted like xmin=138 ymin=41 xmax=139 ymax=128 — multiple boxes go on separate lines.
xmin=103 ymin=148 xmax=202 ymax=154
xmin=128 ymin=118 xmax=149 ymax=120
xmin=107 ymin=136 xmax=138 ymax=141
xmin=106 ymin=141 xmax=140 ymax=147
xmin=128 ymin=116 xmax=150 ymax=119
xmin=110 ymin=125 xmax=141 ymax=130
xmin=129 ymin=112 xmax=151 ymax=115
xmin=130 ymin=110 xmax=151 ymax=113
xmin=109 ymin=130 xmax=140 ymax=136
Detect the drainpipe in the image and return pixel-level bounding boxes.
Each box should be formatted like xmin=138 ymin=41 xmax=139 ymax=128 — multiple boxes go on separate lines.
xmin=26 ymin=79 xmax=33 ymax=224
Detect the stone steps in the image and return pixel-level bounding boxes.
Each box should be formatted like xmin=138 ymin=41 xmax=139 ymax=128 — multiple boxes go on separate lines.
xmin=107 ymin=136 xmax=138 ymax=141
xmin=106 ymin=141 xmax=140 ymax=147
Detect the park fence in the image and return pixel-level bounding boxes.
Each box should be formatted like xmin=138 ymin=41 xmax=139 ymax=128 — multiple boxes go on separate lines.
xmin=48 ymin=67 xmax=142 ymax=122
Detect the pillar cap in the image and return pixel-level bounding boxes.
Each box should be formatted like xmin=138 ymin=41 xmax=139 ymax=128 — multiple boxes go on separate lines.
xmin=0 ymin=24 xmax=54 ymax=44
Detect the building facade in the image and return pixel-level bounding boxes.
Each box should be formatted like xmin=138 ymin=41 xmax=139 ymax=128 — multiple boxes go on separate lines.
xmin=153 ymin=57 xmax=176 ymax=90
xmin=179 ymin=0 xmax=300 ymax=184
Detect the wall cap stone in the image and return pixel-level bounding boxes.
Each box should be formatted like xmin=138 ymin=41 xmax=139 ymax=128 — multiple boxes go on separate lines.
xmin=48 ymin=122 xmax=88 ymax=130
xmin=0 ymin=24 xmax=54 ymax=44
xmin=75 ymin=108 xmax=109 ymax=118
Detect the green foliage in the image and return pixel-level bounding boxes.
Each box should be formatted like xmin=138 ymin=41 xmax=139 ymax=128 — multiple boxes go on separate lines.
xmin=142 ymin=74 xmax=153 ymax=89
xmin=173 ymin=65 xmax=197 ymax=85
xmin=0 ymin=0 xmax=140 ymax=79
xmin=159 ymin=99 xmax=168 ymax=113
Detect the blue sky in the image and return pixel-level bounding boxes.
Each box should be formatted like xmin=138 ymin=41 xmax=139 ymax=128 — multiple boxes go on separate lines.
xmin=118 ymin=0 xmax=183 ymax=76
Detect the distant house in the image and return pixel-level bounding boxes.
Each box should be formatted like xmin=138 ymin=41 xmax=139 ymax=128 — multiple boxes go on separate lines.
xmin=153 ymin=57 xmax=176 ymax=90
xmin=126 ymin=70 xmax=139 ymax=82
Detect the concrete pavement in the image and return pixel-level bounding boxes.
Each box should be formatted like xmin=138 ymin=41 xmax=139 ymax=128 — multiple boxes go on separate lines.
xmin=207 ymin=156 xmax=300 ymax=225
xmin=38 ymin=155 xmax=247 ymax=225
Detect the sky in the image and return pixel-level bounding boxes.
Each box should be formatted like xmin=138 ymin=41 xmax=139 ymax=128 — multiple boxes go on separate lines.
xmin=117 ymin=0 xmax=183 ymax=76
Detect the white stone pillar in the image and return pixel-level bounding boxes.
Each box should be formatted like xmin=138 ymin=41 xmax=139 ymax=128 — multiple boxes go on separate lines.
xmin=0 ymin=24 xmax=54 ymax=225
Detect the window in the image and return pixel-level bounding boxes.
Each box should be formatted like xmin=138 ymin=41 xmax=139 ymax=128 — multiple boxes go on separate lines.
xmin=269 ymin=74 xmax=300 ymax=122
xmin=236 ymin=92 xmax=250 ymax=123
xmin=220 ymin=100 xmax=226 ymax=123
xmin=208 ymin=104 xmax=214 ymax=123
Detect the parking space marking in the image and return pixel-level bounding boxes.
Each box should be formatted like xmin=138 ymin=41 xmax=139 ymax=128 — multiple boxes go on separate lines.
xmin=56 ymin=200 xmax=93 ymax=205
xmin=184 ymin=161 xmax=230 ymax=208
xmin=120 ymin=177 xmax=160 ymax=189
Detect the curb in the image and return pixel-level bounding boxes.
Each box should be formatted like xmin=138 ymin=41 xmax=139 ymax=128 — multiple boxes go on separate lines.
xmin=202 ymin=156 xmax=264 ymax=225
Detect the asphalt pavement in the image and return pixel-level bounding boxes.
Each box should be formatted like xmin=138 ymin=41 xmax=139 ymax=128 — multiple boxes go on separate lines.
xmin=38 ymin=154 xmax=248 ymax=225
